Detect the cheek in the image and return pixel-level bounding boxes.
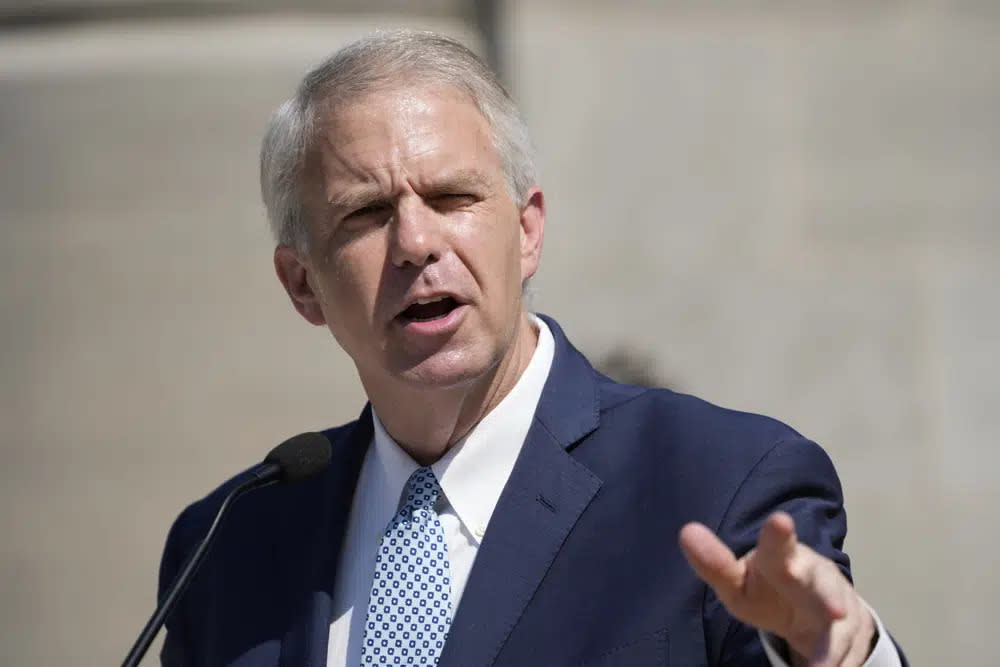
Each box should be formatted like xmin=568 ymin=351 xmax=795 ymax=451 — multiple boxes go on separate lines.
xmin=317 ymin=264 xmax=377 ymax=352
xmin=462 ymin=227 xmax=519 ymax=295
xmin=322 ymin=243 xmax=384 ymax=303
xmin=469 ymin=204 xmax=521 ymax=257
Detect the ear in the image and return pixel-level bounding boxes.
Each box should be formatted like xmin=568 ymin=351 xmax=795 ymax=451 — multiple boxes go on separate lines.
xmin=519 ymin=186 xmax=545 ymax=284
xmin=274 ymin=246 xmax=327 ymax=326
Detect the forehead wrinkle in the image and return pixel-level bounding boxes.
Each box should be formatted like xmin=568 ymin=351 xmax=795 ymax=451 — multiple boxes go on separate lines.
xmin=324 ymin=157 xmax=410 ymax=211
xmin=320 ymin=138 xmax=398 ymax=213
xmin=317 ymin=89 xmax=500 ymax=213
xmin=324 ymin=138 xmax=473 ymax=206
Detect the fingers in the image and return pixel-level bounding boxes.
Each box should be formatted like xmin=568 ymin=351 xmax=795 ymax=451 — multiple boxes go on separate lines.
xmin=758 ymin=511 xmax=797 ymax=562
xmin=679 ymin=522 xmax=746 ymax=602
xmin=756 ymin=513 xmax=847 ymax=622
xmin=679 ymin=514 xmax=872 ymax=666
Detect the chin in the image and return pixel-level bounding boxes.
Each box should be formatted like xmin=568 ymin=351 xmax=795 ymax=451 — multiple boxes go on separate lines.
xmin=393 ymin=347 xmax=498 ymax=390
xmin=397 ymin=363 xmax=485 ymax=390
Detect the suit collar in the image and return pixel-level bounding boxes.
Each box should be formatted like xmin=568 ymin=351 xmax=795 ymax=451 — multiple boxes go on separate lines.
xmin=438 ymin=314 xmax=604 ymax=666
xmin=533 ymin=313 xmax=602 ymax=448
xmin=280 ymin=315 xmax=605 ymax=667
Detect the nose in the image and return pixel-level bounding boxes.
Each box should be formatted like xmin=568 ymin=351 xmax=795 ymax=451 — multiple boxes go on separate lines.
xmin=389 ymin=196 xmax=443 ymax=268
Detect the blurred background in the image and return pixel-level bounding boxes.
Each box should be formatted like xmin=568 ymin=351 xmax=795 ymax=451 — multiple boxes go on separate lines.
xmin=2 ymin=0 xmax=997 ymax=663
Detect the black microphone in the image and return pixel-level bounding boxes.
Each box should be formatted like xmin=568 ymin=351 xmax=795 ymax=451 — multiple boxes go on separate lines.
xmin=122 ymin=432 xmax=332 ymax=667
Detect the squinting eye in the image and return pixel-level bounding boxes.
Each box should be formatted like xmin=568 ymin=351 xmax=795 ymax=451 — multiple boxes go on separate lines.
xmin=346 ymin=204 xmax=388 ymax=220
xmin=431 ymin=194 xmax=475 ymax=208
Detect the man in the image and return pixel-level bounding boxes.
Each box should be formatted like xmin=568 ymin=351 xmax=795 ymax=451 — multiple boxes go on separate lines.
xmin=160 ymin=30 xmax=907 ymax=666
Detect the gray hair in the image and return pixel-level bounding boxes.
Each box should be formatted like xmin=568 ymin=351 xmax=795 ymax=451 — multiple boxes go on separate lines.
xmin=260 ymin=29 xmax=538 ymax=251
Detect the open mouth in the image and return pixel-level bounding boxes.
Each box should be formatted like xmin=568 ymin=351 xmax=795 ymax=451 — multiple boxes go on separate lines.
xmin=398 ymin=296 xmax=461 ymax=323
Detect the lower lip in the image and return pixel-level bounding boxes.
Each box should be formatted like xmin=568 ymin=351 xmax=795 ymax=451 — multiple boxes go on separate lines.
xmin=395 ymin=304 xmax=468 ymax=337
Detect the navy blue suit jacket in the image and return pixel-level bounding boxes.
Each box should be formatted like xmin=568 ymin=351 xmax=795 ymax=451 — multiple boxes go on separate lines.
xmin=160 ymin=316 xmax=901 ymax=665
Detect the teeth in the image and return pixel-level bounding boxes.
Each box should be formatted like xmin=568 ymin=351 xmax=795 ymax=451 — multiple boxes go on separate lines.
xmin=414 ymin=296 xmax=446 ymax=305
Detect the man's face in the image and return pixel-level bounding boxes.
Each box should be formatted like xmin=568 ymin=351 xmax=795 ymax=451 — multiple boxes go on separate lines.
xmin=275 ymin=85 xmax=544 ymax=392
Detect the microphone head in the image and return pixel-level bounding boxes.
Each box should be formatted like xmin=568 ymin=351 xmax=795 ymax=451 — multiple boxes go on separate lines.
xmin=263 ymin=432 xmax=332 ymax=484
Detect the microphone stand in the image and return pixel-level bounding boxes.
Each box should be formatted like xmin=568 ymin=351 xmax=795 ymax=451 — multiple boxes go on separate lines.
xmin=121 ymin=464 xmax=279 ymax=667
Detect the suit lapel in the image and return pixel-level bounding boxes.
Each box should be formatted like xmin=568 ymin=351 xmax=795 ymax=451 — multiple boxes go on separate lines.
xmin=438 ymin=316 xmax=604 ymax=667
xmin=278 ymin=407 xmax=373 ymax=667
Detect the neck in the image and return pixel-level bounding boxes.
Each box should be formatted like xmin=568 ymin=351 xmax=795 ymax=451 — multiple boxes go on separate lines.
xmin=366 ymin=313 xmax=538 ymax=466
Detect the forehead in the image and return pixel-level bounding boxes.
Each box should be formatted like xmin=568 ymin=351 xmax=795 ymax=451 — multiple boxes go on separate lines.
xmin=316 ymin=85 xmax=502 ymax=186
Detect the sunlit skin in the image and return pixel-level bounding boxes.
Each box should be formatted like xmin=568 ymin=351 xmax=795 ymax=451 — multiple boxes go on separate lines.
xmin=681 ymin=514 xmax=876 ymax=666
xmin=274 ymin=82 xmax=877 ymax=666
xmin=274 ymin=85 xmax=544 ymax=464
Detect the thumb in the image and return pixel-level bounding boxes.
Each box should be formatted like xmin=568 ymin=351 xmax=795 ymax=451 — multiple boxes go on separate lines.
xmin=679 ymin=522 xmax=745 ymax=601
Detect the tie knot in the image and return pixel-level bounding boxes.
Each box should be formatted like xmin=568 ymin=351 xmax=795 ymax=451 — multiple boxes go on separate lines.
xmin=402 ymin=466 xmax=441 ymax=513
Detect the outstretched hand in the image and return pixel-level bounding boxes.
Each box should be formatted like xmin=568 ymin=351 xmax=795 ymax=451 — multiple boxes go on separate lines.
xmin=680 ymin=512 xmax=875 ymax=667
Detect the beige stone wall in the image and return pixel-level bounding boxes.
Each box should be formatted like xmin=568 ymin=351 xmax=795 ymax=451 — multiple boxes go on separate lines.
xmin=1 ymin=4 xmax=996 ymax=664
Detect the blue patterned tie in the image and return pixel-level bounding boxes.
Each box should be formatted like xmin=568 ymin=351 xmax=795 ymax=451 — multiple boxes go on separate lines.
xmin=361 ymin=467 xmax=453 ymax=665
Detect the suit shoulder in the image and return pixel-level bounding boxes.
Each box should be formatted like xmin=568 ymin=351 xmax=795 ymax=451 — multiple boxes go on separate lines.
xmin=587 ymin=380 xmax=843 ymax=544
xmin=600 ymin=376 xmax=802 ymax=439
xmin=595 ymin=377 xmax=814 ymax=472
xmin=163 ymin=421 xmax=360 ymax=552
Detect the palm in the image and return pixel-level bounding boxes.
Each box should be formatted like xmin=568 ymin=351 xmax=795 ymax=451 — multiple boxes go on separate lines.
xmin=730 ymin=547 xmax=822 ymax=640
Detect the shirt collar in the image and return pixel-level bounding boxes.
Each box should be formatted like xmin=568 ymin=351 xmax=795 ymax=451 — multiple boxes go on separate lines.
xmin=370 ymin=315 xmax=556 ymax=543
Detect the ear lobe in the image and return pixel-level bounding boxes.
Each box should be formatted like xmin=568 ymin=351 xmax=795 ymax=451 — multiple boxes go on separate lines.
xmin=274 ymin=246 xmax=327 ymax=326
xmin=519 ymin=186 xmax=545 ymax=282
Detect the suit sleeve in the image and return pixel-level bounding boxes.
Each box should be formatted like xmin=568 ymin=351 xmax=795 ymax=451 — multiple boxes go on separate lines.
xmin=704 ymin=437 xmax=851 ymax=666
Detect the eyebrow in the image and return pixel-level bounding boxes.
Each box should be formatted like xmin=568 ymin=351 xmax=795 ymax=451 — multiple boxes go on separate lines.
xmin=326 ymin=168 xmax=491 ymax=214
xmin=326 ymin=187 xmax=387 ymax=216
xmin=421 ymin=168 xmax=491 ymax=196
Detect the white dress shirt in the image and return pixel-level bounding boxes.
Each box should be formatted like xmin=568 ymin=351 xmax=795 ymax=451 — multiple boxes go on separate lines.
xmin=326 ymin=315 xmax=900 ymax=666
xmin=327 ymin=316 xmax=555 ymax=665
